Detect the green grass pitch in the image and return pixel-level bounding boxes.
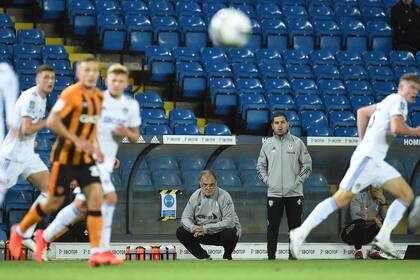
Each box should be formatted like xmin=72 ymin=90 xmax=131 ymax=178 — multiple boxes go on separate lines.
xmin=0 ymin=260 xmax=419 ymax=280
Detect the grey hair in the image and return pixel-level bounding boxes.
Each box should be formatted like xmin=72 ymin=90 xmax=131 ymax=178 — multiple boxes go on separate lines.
xmin=199 ymin=170 xmax=217 ymax=181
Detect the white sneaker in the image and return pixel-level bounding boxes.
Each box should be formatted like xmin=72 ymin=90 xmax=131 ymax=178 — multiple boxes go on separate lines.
xmin=289 ymin=228 xmax=304 ymax=259
xmin=23 ymin=239 xmax=48 ymax=261
xmin=408 ymin=196 xmax=420 ymax=234
xmin=371 ymin=238 xmax=399 ymax=259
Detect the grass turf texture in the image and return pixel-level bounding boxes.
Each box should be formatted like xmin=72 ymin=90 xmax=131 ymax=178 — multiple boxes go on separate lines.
xmin=0 ymin=260 xmax=418 ymax=280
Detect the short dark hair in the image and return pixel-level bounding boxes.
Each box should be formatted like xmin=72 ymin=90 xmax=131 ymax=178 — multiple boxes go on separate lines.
xmin=36 ymin=64 xmax=55 ymax=75
xmin=271 ymin=112 xmax=288 ymax=124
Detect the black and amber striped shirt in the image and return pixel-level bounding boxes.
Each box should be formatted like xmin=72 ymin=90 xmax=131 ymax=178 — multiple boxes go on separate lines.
xmin=50 ymin=83 xmax=103 ymax=165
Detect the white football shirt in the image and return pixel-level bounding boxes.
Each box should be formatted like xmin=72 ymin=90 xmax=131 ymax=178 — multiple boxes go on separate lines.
xmin=353 ymin=93 xmax=408 ymax=161
xmin=97 ymin=91 xmax=141 ymax=171
xmin=0 ymin=86 xmax=46 ymax=160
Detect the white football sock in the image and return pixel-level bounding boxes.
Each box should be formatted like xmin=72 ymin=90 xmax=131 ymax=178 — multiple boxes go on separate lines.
xmin=298 ymin=197 xmax=337 ymax=239
xmin=42 ymin=202 xmax=80 ymax=242
xmin=23 ymin=192 xmax=47 ymax=239
xmin=375 ymin=199 xmax=409 ymax=242
xmin=100 ymin=202 xmax=115 ymax=250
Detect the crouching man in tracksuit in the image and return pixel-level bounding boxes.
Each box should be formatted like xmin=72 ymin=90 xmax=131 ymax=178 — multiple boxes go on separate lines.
xmin=176 ymin=170 xmax=241 ymax=260
xmin=256 ymin=112 xmax=312 ymax=260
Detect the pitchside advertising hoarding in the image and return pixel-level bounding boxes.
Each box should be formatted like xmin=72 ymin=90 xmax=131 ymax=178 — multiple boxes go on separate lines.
xmin=48 ymin=243 xmax=412 ymax=260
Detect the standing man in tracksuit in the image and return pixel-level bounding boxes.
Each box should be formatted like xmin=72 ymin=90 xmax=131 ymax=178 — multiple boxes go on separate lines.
xmin=256 ymin=112 xmax=312 ymax=260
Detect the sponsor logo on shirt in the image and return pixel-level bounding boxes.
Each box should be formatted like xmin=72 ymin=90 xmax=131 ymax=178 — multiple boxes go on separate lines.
xmin=79 ymin=114 xmax=99 ymax=123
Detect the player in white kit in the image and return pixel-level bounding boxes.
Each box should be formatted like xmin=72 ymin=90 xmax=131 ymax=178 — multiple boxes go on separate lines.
xmin=34 ymin=64 xmax=140 ymax=264
xmin=290 ymin=73 xmax=420 ymax=259
xmin=0 ymin=62 xmax=19 ymax=146
xmin=0 ymin=65 xmax=55 ymax=258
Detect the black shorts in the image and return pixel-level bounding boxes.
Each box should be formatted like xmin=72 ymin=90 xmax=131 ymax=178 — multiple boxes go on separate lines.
xmin=48 ymin=161 xmax=101 ymax=198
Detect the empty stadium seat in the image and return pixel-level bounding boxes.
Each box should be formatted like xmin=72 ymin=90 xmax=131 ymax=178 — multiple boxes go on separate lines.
xmin=0 ymin=13 xmax=14 ymax=29
xmin=318 ymin=79 xmax=347 ymax=96
xmin=350 ymin=95 xmax=375 ymax=111
xmin=267 ymin=94 xmax=296 ymax=111
xmin=283 ymin=49 xmax=310 ymax=65
xmin=136 ymin=92 xmax=164 ymax=109
xmin=212 ymin=157 xmax=236 ymax=171
xmin=312 ymin=64 xmax=341 ymax=80
xmin=121 ymin=0 xmax=148 ymax=15
xmin=313 ymin=20 xmax=341 ymax=52
xmin=336 ymin=50 xmax=363 ymax=66
xmin=296 ymin=94 xmax=324 ymax=111
xmin=152 ymin=16 xmax=180 ymax=47
xmin=329 ymin=110 xmax=356 ymax=128
xmin=367 ymin=65 xmax=395 ymax=81
xmin=209 ymin=77 xmax=237 ymax=116
xmin=17 ymin=29 xmax=45 ymax=46
xmin=42 ymin=45 xmax=68 ymax=61
xmin=174 ymin=124 xmax=201 ymax=135
xmin=145 ymin=46 xmax=174 ymax=82
xmin=204 ymin=124 xmax=232 ymax=136
xmin=264 ymin=78 xmax=292 ymax=95
xmin=241 ymin=171 xmax=266 ymax=194
xmin=133 ymin=171 xmax=154 ymax=193
xmin=148 ymin=155 xmax=178 ymax=170
xmin=300 ymin=110 xmax=328 ymax=131
xmin=126 ymin=15 xmax=152 ymax=52
xmin=346 ymin=80 xmax=373 ymax=96
xmin=258 ymin=61 xmax=287 ymax=79
xmin=0 ymin=28 xmax=17 ymax=45
xmin=334 ymin=126 xmax=358 ymax=136
xmin=149 ymin=0 xmax=175 ymax=16
xmin=13 ymin=44 xmax=41 ymax=61
xmin=169 ymin=109 xmax=196 ymax=129
xmin=307 ymin=126 xmax=332 ymax=136
xmin=255 ymin=48 xmax=283 ymax=63
xmin=362 ymin=50 xmax=389 ymax=66
xmin=287 ymin=18 xmax=314 ymax=51
xmin=176 ymin=61 xmax=206 ymax=98
xmin=239 ymin=94 xmax=270 ymax=131
xmin=45 ymin=60 xmax=72 ymax=76
xmin=287 ymin=64 xmax=313 ymax=80
xmin=179 ymin=16 xmax=207 ymax=48
xmin=324 ymin=95 xmax=352 ymax=112
xmin=144 ymin=124 xmax=172 ymax=135
xmin=366 ymin=21 xmax=392 ymax=52
xmin=256 ymin=2 xmax=283 ymax=20
xmin=292 ymin=79 xmax=319 ymax=96
xmin=68 ymin=0 xmax=97 ymax=36
xmin=182 ymin=170 xmax=201 ymax=192
xmin=180 ymin=157 xmax=206 ymax=171
xmin=261 ymin=18 xmax=288 ymax=49
xmin=213 ymin=171 xmax=243 ymax=193
xmin=141 ymin=108 xmax=168 ymax=126
xmin=309 ymin=50 xmax=336 ymax=65
xmin=389 ymin=51 xmax=417 ymax=67
xmin=97 ymin=14 xmax=126 ymax=51
xmin=340 ymin=20 xmax=368 ymax=51
xmin=340 ymin=65 xmax=368 ymax=80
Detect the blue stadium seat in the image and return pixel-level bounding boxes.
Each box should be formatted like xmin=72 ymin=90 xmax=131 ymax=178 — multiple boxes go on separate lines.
xmin=340 ymin=65 xmax=368 ymax=80
xmin=361 ymin=6 xmax=386 ymax=21
xmin=248 ymin=19 xmax=263 ymax=49
xmin=229 ymin=48 xmax=255 ymax=63
xmin=152 ymin=16 xmax=180 ymax=47
xmin=45 ymin=60 xmax=72 ymax=76
xmin=346 ymin=80 xmax=373 ymax=96
xmin=283 ymin=49 xmax=310 ymax=65
xmin=241 ymin=171 xmax=266 ymax=194
xmin=292 ymin=79 xmax=319 ymax=96
xmin=255 ymin=48 xmax=283 ymax=63
xmin=149 ymin=0 xmax=175 ymax=16
xmin=145 ymin=46 xmax=174 ymax=82
xmin=334 ymin=126 xmax=358 ymax=136
xmin=214 ymin=171 xmax=243 ymax=194
xmin=126 ymin=15 xmax=152 ymax=52
xmin=258 ymin=61 xmax=287 ymax=79
xmin=68 ymin=0 xmax=97 ymax=36
xmin=283 ymin=4 xmax=308 ymax=20
xmin=14 ymin=59 xmax=39 ymax=75
xmin=307 ymin=126 xmax=332 ymax=136
xmin=201 ymin=47 xmax=228 ymax=64
xmin=362 ymin=50 xmax=389 ymax=67
xmin=172 ymin=46 xmax=201 ymax=62
xmin=239 ymin=94 xmax=270 ymax=131
xmin=372 ymin=80 xmax=397 ymax=99
xmin=0 ymin=28 xmax=16 ymax=46
xmin=287 ymin=64 xmax=313 ymax=80
xmin=264 ymin=78 xmax=292 ymax=95
xmin=287 ymin=18 xmax=314 ymax=51
xmin=366 ymin=21 xmax=392 ymax=53
xmin=304 ymin=173 xmax=330 ymax=191
xmin=42 ymin=45 xmax=68 ymax=61
xmin=313 ymin=20 xmax=341 ymax=52
xmin=121 ymin=0 xmax=148 ymax=15
xmin=256 ymin=3 xmax=283 ymax=20
xmin=367 ymin=65 xmax=395 ymax=83
xmin=312 ymin=64 xmax=341 ymax=80
xmin=261 ymin=19 xmax=287 ymax=49
xmin=133 ymin=171 xmax=154 ymax=193
xmin=209 ymin=77 xmax=237 ymax=116
xmin=309 ymin=50 xmax=336 ymax=65
xmin=176 ymin=61 xmax=206 ymax=98
xmin=334 ymin=5 xmax=361 ymax=20
xmin=4 ymin=190 xmax=33 ymax=212
xmin=47 ymin=91 xmax=59 ymax=111
xmin=394 ymin=66 xmax=420 ymax=79
xmin=17 ymin=29 xmax=45 ymax=46
xmin=278 ymin=110 xmax=300 ymax=124
xmin=19 ymin=75 xmax=36 ymax=90
xmin=38 ymin=0 xmax=65 ymax=20
xmin=324 ymin=95 xmax=352 ymax=112
xmin=296 ymin=94 xmax=324 ymax=111
xmin=148 ymin=155 xmax=178 ymax=170
xmin=237 ymin=156 xmax=258 ymax=171
xmin=213 ymin=157 xmax=236 ymax=171
xmin=318 ymin=79 xmax=347 ymax=96
xmin=267 ymin=94 xmax=296 ymax=111
xmin=202 ymin=2 xmax=227 ymax=18
xmin=0 ymin=13 xmax=14 ymax=29
xmin=0 ymin=229 xmax=7 ymax=242
xmin=309 ymin=5 xmax=335 ymax=21
xmin=35 ymin=134 xmax=52 ymax=152
xmin=136 ymin=92 xmax=164 ymax=109
xmin=182 ymin=170 xmax=201 ymax=192
xmin=144 ymin=124 xmax=172 ymax=135
xmin=0 ymin=45 xmax=12 ymax=63
xmin=141 ymin=108 xmax=168 ymax=126
xmin=95 ymin=0 xmax=121 ymax=15
xmin=412 ymin=112 xmax=420 ymax=126
xmin=350 ymin=95 xmax=375 ymax=111
xmin=329 ymin=110 xmax=356 ymax=128
xmin=169 ymin=109 xmax=196 ymax=129
xmin=235 ymin=78 xmax=264 ymax=95
xmin=174 ymin=124 xmax=201 ymax=135
xmin=389 ymin=51 xmax=417 ymax=67
xmin=232 ymin=62 xmax=259 ymax=79
xmin=13 ymin=44 xmax=41 ymax=61
xmin=336 ymin=50 xmax=363 ymax=66
xmin=179 ymin=16 xmax=207 ymax=48
xmin=204 ymin=123 xmax=231 ymax=136
xmin=175 ymin=1 xmax=202 ymax=16
xmin=205 ymin=60 xmax=232 ymax=78
xmin=300 ymin=110 xmax=328 ymax=131
xmin=232 ymin=3 xmax=256 ymax=18
xmin=96 ymin=14 xmax=126 ymax=51
xmin=180 ymin=156 xmax=206 ymax=171
xmin=340 ymin=20 xmax=367 ymax=51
